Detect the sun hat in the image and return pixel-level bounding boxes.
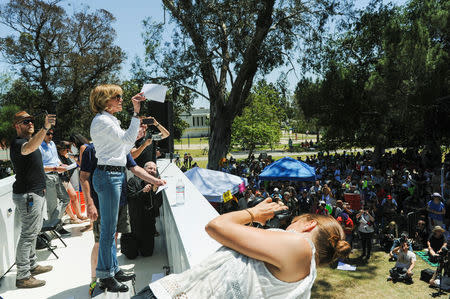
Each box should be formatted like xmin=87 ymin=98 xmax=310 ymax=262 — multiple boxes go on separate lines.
xmin=433 ymin=226 xmax=445 ymax=233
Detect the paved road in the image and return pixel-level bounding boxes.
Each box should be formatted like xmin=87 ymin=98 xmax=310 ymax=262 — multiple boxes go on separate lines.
xmin=191 ymin=148 xmax=373 ymax=161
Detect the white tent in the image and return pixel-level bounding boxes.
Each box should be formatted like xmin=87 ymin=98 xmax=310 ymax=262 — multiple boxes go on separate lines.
xmin=185 ymin=167 xmax=248 ymax=202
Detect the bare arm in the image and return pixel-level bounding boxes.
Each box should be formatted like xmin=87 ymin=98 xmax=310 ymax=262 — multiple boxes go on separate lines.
xmin=21 ymin=114 xmax=55 ymax=155
xmin=154 ymin=119 xmax=170 ymax=139
xmin=205 ymin=198 xmax=309 ymax=273
xmin=130 ymin=165 xmax=166 ymax=186
xmin=80 ymin=170 xmax=98 ymax=221
xmin=392 ymin=246 xmax=401 ymax=255
xmin=407 ymin=259 xmax=415 ymax=275
xmin=130 ymin=138 xmax=152 ymax=159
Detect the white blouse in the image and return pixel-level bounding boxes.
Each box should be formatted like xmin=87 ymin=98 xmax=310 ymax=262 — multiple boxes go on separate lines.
xmin=150 ymin=229 xmax=317 ymax=299
xmin=90 ymin=111 xmax=140 ymax=167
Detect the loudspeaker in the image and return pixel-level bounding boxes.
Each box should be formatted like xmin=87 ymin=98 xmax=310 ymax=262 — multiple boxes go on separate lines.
xmin=144 ymin=101 xmax=174 ymax=155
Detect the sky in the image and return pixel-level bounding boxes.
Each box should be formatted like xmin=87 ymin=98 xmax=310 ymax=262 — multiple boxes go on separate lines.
xmin=0 ymin=0 xmax=407 ymax=108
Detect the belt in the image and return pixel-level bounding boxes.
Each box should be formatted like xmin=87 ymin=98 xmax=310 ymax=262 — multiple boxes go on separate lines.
xmin=97 ymin=165 xmax=126 ymax=172
xmin=47 ymin=171 xmax=59 ymax=175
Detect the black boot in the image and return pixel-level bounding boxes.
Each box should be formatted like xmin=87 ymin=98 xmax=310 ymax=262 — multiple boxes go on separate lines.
xmin=115 ymin=269 xmax=136 ymax=282
xmin=98 ymin=277 xmax=128 ymax=292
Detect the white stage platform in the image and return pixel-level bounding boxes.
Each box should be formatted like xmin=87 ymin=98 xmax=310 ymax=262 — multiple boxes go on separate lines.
xmin=0 ymin=159 xmax=220 ymax=299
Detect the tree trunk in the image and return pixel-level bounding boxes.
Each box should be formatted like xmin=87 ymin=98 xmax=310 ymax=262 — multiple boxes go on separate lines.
xmin=207 ymin=111 xmax=233 ymax=170
xmin=373 ymin=142 xmax=385 ymax=164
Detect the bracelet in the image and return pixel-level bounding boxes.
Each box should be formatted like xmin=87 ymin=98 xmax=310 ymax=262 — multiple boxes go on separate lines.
xmin=245 ymin=209 xmax=254 ymax=226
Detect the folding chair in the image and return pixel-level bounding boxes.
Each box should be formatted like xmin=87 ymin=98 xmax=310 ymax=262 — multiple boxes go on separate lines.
xmin=39 ymin=219 xmax=67 ymax=259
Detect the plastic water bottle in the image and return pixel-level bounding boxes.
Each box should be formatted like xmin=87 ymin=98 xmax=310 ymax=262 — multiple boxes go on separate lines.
xmin=176 ymin=178 xmax=185 ymax=205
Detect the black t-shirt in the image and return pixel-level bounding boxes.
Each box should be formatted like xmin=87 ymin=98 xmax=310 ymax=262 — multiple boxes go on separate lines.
xmin=429 ymin=234 xmax=446 ymax=252
xmin=10 ymin=137 xmax=46 ymax=194
xmin=133 ymin=138 xmax=155 ymax=168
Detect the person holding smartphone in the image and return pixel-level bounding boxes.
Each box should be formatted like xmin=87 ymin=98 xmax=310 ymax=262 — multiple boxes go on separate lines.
xmin=131 ymin=116 xmax=170 ymax=167
xmin=357 ymin=205 xmax=375 ymax=261
xmin=10 ymin=111 xmax=55 ymax=288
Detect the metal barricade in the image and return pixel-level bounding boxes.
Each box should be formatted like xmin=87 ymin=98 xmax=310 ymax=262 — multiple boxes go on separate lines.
xmin=407 ymin=210 xmax=421 ymax=238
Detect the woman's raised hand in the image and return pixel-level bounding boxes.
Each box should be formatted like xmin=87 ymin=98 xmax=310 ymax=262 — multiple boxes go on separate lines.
xmin=131 ymin=92 xmax=146 ymax=113
xmin=250 ymin=197 xmax=288 ymax=225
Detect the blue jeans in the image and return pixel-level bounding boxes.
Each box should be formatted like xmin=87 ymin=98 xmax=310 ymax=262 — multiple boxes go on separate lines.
xmin=93 ymin=168 xmax=125 ymax=279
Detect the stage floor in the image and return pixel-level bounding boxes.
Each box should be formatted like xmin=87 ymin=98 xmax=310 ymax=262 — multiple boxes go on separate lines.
xmin=0 ymin=220 xmax=168 ymax=299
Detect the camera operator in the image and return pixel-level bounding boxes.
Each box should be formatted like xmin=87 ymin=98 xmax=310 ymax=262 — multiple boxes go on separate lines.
xmin=428 ymin=226 xmax=448 ymax=263
xmin=131 ymin=116 xmax=169 ymax=167
xmin=388 ymin=240 xmax=416 ymax=284
xmin=389 ymin=232 xmax=413 ymax=262
xmin=357 ymin=205 xmax=375 ymax=261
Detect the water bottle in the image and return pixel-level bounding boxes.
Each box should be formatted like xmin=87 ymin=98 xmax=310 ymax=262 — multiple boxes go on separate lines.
xmin=176 ymin=178 xmax=185 ymax=205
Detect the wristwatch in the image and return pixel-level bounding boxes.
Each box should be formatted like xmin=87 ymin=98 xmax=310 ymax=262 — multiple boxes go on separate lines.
xmin=133 ymin=112 xmax=139 ymax=118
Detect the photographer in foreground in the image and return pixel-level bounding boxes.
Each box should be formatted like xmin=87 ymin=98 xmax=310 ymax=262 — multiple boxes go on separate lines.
xmin=388 ymin=232 xmax=413 ymax=262
xmin=133 ymin=198 xmax=351 ymax=299
xmin=388 ymin=240 xmax=416 ymax=284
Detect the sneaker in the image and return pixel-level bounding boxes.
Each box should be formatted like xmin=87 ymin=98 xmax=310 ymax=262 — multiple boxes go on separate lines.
xmin=16 ymin=276 xmax=45 ymax=288
xmin=30 ymin=265 xmax=53 ymax=276
xmin=56 ymin=226 xmax=71 ymax=236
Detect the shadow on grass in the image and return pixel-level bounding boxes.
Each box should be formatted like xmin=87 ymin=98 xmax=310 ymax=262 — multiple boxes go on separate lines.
xmin=312 ymin=251 xmax=380 ymax=298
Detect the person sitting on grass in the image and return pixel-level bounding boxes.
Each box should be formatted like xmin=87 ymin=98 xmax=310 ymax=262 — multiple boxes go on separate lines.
xmin=388 ymin=240 xmax=416 ymax=284
xmin=132 ymin=199 xmax=351 ymax=299
xmin=389 ymin=232 xmax=413 ymax=262
xmin=428 ymin=226 xmax=448 ymax=263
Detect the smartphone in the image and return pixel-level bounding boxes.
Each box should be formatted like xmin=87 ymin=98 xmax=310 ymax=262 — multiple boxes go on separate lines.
xmin=142 ymin=118 xmax=154 ymax=125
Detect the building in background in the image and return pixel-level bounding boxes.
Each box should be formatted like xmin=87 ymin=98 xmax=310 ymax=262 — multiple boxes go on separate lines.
xmin=180 ymin=107 xmax=210 ymax=138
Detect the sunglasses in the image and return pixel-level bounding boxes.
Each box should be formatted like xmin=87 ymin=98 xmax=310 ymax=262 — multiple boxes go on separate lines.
xmin=111 ymin=94 xmax=123 ymax=101
xmin=21 ymin=119 xmax=33 ymax=125
xmin=46 ymin=132 xmax=54 ymax=136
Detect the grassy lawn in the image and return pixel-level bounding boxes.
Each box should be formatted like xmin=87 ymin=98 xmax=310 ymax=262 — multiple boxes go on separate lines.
xmin=312 ymin=249 xmax=437 ymax=299
xmin=174 ymin=137 xmax=208 ymax=145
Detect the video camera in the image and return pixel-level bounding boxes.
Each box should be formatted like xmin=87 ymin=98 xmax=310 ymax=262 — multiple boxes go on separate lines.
xmin=247 ymin=197 xmax=292 ymax=229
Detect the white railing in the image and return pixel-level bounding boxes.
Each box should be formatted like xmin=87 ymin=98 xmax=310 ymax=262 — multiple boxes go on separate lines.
xmin=157 ymin=159 xmax=221 ymax=273
xmin=0 ymin=175 xmax=19 ymax=276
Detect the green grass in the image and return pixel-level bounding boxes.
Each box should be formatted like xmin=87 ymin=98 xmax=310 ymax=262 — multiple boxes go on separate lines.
xmin=312 ymin=249 xmax=435 ymax=299
xmin=174 ymin=137 xmax=208 ymax=145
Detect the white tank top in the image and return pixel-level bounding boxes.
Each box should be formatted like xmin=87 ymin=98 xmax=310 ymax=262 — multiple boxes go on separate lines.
xmin=150 ymin=229 xmax=317 ymax=299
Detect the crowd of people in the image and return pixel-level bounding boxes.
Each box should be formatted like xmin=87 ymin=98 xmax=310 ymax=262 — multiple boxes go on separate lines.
xmin=218 ymin=149 xmax=450 ymax=284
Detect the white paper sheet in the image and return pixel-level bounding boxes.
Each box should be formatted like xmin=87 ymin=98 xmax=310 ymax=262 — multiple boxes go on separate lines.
xmin=141 ymin=84 xmax=168 ymax=103
xmin=337 ymin=261 xmax=356 ymax=271
xmin=156 ymin=184 xmax=169 ymax=194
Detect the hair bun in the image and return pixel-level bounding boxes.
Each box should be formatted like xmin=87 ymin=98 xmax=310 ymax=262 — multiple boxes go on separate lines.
xmin=334 ymin=240 xmax=352 ymax=259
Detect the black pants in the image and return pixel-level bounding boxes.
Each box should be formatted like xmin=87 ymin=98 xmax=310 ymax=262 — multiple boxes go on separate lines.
xmin=132 ymin=286 xmax=157 ymax=299
xmin=360 ymin=231 xmax=373 ymax=258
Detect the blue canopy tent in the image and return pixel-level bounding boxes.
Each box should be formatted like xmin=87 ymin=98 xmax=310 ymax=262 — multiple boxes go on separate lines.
xmin=258 ymin=157 xmax=316 ymax=181
xmin=185 ymin=167 xmax=248 ymax=202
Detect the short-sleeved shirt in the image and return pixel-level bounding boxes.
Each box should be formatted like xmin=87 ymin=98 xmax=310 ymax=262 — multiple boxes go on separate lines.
xmin=80 ymin=143 xmax=137 ymax=209
xmin=39 ymin=140 xmax=61 ymax=167
xmin=395 ymin=250 xmax=416 ymax=269
xmin=10 ymin=137 xmax=46 ymax=194
xmin=428 ymin=200 xmax=445 ymax=221
xmin=429 ymin=234 xmax=446 ymax=252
